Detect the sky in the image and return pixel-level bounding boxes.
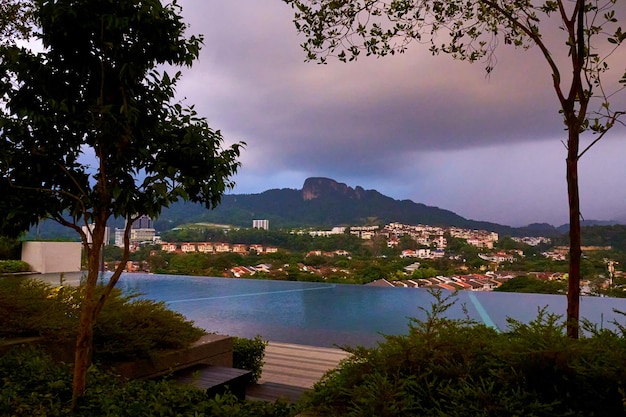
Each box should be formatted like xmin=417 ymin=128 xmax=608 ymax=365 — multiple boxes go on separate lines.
xmin=172 ymin=1 xmax=626 ymax=228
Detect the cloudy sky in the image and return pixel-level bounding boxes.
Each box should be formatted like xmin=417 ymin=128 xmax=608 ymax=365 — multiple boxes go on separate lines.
xmin=173 ymin=1 xmax=626 ymax=227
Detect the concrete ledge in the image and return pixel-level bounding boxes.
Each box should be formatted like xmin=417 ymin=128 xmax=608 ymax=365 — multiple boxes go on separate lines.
xmin=0 ymin=337 xmax=42 ymax=355
xmin=111 ymin=333 xmax=234 ymax=379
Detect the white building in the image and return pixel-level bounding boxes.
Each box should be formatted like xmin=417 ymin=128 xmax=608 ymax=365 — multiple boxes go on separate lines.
xmin=115 ymin=216 xmax=157 ymax=247
xmin=81 ymin=224 xmax=110 ymax=245
xmin=253 ymin=219 xmax=269 ymax=230
xmin=22 ymin=242 xmax=82 ymax=274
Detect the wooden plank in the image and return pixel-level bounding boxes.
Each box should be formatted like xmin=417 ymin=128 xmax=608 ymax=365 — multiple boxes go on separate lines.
xmin=246 ymin=382 xmax=308 ymax=403
xmin=174 ymin=365 xmax=251 ymax=400
xmin=247 ymin=342 xmax=351 ymax=402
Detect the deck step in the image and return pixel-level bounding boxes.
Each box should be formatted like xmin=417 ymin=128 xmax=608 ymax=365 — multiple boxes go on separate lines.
xmin=246 ymin=382 xmax=308 ymax=403
xmin=246 ymin=342 xmax=351 ymax=403
xmin=173 ymin=364 xmax=252 ymax=400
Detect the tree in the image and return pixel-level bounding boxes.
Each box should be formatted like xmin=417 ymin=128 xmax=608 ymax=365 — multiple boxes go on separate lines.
xmin=0 ymin=0 xmax=242 ymax=406
xmin=284 ymin=0 xmax=626 ymax=338
xmin=0 ymin=0 xmax=33 ymax=44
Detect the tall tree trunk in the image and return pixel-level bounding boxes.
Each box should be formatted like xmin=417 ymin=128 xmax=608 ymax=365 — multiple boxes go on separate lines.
xmin=566 ymin=128 xmax=581 ymax=339
xmin=71 ymin=222 xmax=105 ymax=408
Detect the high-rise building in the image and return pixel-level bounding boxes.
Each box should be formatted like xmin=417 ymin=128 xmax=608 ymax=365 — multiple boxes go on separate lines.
xmin=133 ymin=215 xmax=153 ymax=229
xmin=115 ymin=215 xmax=156 ymax=247
xmin=253 ymin=219 xmax=269 ymax=230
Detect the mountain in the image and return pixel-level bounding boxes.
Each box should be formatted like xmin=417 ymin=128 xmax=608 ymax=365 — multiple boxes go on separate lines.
xmin=153 ymin=177 xmax=560 ymax=237
xmin=556 ymin=219 xmax=624 ymax=234
xmin=25 ymin=177 xmax=576 ymax=238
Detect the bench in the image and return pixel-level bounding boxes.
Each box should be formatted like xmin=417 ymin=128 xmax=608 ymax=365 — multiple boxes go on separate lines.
xmin=173 ymin=364 xmax=252 ymax=400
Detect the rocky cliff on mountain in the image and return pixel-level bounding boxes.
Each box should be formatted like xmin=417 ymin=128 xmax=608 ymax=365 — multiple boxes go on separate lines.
xmin=302 ymin=177 xmax=365 ymax=201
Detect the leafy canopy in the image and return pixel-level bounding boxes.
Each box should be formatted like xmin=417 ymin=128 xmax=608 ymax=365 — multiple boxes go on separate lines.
xmin=0 ymin=0 xmax=243 ymax=237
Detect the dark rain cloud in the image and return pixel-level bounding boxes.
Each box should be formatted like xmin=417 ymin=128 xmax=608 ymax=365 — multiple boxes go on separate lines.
xmin=174 ymin=0 xmax=626 ymax=226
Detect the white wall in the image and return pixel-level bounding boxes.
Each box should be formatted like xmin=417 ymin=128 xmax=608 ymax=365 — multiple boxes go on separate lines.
xmin=21 ymin=242 xmax=82 ymax=274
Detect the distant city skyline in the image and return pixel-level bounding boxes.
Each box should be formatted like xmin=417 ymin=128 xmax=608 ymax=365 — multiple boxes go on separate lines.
xmin=173 ymin=1 xmax=626 ymax=227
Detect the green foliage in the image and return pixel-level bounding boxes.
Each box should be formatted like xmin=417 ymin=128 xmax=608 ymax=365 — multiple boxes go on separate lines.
xmin=410 ymin=266 xmax=438 ymax=280
xmin=0 ymin=0 xmax=33 ymax=45
xmin=0 ymin=347 xmax=296 ymax=417
xmin=300 ymin=290 xmax=626 ymax=416
xmin=495 ymin=275 xmax=567 ymax=294
xmin=233 ymin=335 xmax=268 ymax=384
xmin=580 ymin=225 xmax=626 ymax=253
xmin=0 ymin=277 xmax=205 ymax=361
xmin=1 ymin=0 xmax=242 ymax=400
xmin=0 ymin=236 xmax=21 ymax=260
xmin=102 ymin=245 xmax=124 ymax=263
xmin=0 ymin=277 xmax=75 ymax=338
xmin=0 ymin=260 xmax=29 ymax=273
xmin=357 ymin=264 xmax=387 ymax=284
xmin=513 ymin=255 xmax=568 ymax=273
xmin=0 ymin=0 xmax=243 ymax=238
xmin=94 ymin=293 xmax=206 ymax=361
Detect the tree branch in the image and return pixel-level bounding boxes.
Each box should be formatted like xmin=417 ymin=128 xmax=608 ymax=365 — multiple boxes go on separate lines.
xmin=94 ymin=215 xmax=135 ymax=318
xmin=478 ymin=0 xmax=567 ymax=106
xmin=578 ymin=111 xmax=626 ymax=159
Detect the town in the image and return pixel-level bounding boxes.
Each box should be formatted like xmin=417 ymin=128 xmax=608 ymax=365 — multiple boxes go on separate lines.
xmin=104 ymin=217 xmax=624 ymax=296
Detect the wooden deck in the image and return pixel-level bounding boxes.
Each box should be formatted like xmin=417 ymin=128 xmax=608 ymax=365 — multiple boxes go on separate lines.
xmin=246 ymin=342 xmax=351 ymax=402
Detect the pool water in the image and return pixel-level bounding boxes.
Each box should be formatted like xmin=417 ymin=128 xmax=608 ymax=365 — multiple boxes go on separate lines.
xmin=110 ymin=273 xmax=626 ymax=348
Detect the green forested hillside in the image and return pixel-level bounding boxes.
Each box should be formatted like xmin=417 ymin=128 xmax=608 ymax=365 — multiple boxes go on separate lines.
xmin=552 ymin=225 xmax=626 ymax=252
xmin=24 ymin=178 xmax=624 ymax=239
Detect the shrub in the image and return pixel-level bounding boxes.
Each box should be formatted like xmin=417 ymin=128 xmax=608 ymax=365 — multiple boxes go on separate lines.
xmin=0 ymin=347 xmax=296 ymax=417
xmin=0 ymin=277 xmax=206 ymax=361
xmin=0 ymin=260 xmax=30 ymax=273
xmin=233 ymin=335 xmax=268 ymax=383
xmin=93 ymin=291 xmax=206 ymax=361
xmin=0 ymin=277 xmax=74 ymax=339
xmin=300 ymin=290 xmax=626 ymax=417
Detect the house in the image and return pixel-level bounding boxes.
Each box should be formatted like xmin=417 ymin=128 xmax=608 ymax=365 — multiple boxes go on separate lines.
xmin=232 ymin=244 xmax=248 ymax=254
xmin=125 ymin=261 xmax=141 ymax=272
xmin=214 ymin=242 xmax=230 ymax=253
xmin=366 ymin=279 xmax=395 ymax=287
xmin=431 ymin=249 xmax=445 ymax=258
xmin=469 ymin=278 xmax=495 ymax=291
xmin=405 ymin=279 xmax=420 ymax=288
xmin=161 ymin=243 xmax=177 ymax=253
xmin=387 ymin=237 xmax=399 ymax=248
xmin=181 ymin=243 xmax=196 ymax=253
xmin=465 ymin=280 xmax=484 ymax=291
xmin=437 ymin=282 xmax=457 ymax=291
xmin=404 ymin=262 xmax=421 ymax=273
xmin=450 ymin=277 xmax=472 ymax=290
xmin=250 ymin=244 xmax=264 ymax=253
xmin=401 ymin=249 xmax=432 ymax=259
xmin=197 ymin=242 xmax=214 ymax=253
xmin=230 ymin=266 xmax=256 ymax=278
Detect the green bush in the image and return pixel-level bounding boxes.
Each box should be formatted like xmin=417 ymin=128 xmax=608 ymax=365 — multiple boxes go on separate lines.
xmin=0 ymin=347 xmax=296 ymax=417
xmin=0 ymin=277 xmax=75 ymax=339
xmin=300 ymin=290 xmax=626 ymax=417
xmin=0 ymin=260 xmax=30 ymax=273
xmin=233 ymin=335 xmax=268 ymax=383
xmin=94 ymin=292 xmax=206 ymax=361
xmin=0 ymin=277 xmax=206 ymax=361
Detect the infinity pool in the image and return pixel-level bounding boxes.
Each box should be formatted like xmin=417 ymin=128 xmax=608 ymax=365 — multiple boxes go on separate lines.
xmin=109 ymin=273 xmax=626 ymax=348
